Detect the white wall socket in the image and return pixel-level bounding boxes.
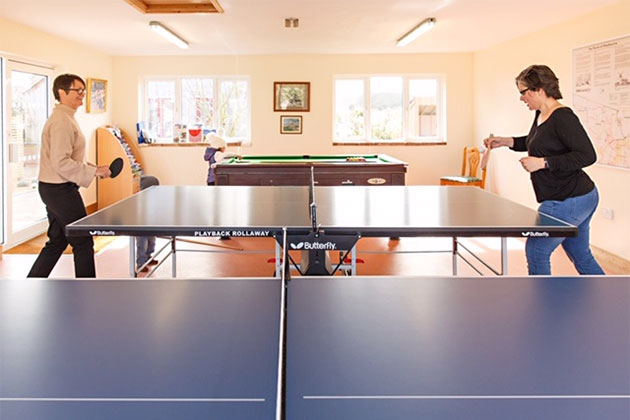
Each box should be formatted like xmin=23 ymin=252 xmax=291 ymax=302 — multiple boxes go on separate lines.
xmin=600 ymin=207 xmax=614 ymax=220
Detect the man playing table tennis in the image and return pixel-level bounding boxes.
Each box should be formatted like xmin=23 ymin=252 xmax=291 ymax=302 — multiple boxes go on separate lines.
xmin=27 ymin=74 xmax=111 ymax=278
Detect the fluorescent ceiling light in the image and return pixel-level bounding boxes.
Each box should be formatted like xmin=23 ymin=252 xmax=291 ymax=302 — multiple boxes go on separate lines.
xmin=396 ymin=17 xmax=436 ymax=47
xmin=149 ymin=21 xmax=189 ymax=49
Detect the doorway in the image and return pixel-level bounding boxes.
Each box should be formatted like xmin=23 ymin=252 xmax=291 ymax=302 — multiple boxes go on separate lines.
xmin=4 ymin=60 xmax=52 ymax=249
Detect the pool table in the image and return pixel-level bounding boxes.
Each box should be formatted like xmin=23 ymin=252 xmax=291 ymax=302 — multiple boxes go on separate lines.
xmin=215 ymin=154 xmax=407 ymax=186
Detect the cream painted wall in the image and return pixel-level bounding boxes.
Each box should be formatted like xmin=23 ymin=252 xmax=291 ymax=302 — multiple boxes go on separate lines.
xmin=0 ymin=17 xmax=113 ymax=206
xmin=4 ymin=4 xmax=626 ymax=262
xmin=111 ymin=53 xmax=474 ymax=186
xmin=473 ymin=0 xmax=630 ymax=261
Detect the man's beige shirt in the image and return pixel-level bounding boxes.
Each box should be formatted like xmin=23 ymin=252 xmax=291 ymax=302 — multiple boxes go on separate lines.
xmin=38 ymin=104 xmax=96 ymax=188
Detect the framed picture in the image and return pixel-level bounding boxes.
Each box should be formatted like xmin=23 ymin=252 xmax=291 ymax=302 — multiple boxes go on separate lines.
xmin=274 ymin=81 xmax=310 ymax=112
xmin=86 ymin=78 xmax=107 ymax=113
xmin=280 ymin=115 xmax=302 ymax=134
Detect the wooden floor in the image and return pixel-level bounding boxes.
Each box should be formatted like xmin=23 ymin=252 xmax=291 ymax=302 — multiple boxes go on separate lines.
xmin=0 ymin=235 xmax=624 ymax=278
xmin=3 ymin=233 xmax=117 ymax=255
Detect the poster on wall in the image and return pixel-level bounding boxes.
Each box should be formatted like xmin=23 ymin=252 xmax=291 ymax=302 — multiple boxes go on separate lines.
xmin=572 ymin=35 xmax=630 ymax=170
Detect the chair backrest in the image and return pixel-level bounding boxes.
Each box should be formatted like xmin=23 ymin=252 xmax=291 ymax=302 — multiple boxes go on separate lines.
xmin=461 ymin=146 xmax=487 ymax=188
xmin=461 ymin=147 xmax=480 ymax=177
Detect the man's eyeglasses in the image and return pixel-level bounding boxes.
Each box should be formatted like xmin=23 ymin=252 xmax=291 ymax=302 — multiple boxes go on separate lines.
xmin=66 ymin=88 xmax=86 ymax=95
xmin=519 ymin=87 xmax=532 ymax=96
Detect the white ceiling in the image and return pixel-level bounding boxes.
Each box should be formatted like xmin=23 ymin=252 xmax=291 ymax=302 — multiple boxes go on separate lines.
xmin=0 ymin=0 xmax=618 ymax=56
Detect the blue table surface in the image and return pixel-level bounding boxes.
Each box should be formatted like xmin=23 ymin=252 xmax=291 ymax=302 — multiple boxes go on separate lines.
xmin=0 ymin=279 xmax=281 ymax=420
xmin=66 ymin=185 xmax=577 ymax=238
xmin=2 ymin=276 xmax=628 ymax=420
xmin=285 ymin=276 xmax=630 ymax=420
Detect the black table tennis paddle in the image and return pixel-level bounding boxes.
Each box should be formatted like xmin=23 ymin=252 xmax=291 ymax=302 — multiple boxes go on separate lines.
xmin=109 ymin=157 xmax=124 ymax=179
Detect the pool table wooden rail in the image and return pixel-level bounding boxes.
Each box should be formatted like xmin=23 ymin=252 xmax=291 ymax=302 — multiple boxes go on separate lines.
xmin=215 ymin=154 xmax=407 ymax=186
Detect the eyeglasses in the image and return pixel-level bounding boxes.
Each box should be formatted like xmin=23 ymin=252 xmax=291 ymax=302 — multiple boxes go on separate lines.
xmin=66 ymin=88 xmax=86 ymax=95
xmin=518 ymin=87 xmax=532 ymax=96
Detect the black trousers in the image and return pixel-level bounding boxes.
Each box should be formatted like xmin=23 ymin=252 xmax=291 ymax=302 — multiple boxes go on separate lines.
xmin=27 ymin=182 xmax=95 ymax=278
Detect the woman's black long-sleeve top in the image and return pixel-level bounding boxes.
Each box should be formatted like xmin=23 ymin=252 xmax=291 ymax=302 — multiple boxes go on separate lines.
xmin=511 ymin=107 xmax=597 ymax=203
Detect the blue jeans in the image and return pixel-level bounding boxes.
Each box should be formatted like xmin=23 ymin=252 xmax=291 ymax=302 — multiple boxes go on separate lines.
xmin=526 ymin=187 xmax=604 ymax=275
xmin=136 ymin=236 xmax=156 ymax=268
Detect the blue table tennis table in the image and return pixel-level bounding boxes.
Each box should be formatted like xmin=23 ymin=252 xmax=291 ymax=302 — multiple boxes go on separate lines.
xmin=65 ymin=185 xmax=578 ymax=277
xmin=1 ymin=275 xmax=628 ymax=419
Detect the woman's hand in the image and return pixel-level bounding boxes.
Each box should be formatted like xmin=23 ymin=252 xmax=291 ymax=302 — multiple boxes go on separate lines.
xmin=483 ymin=135 xmax=514 ymax=149
xmin=519 ymin=156 xmax=546 ymax=173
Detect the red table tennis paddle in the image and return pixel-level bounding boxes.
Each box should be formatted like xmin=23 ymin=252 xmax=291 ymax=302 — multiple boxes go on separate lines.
xmin=109 ymin=157 xmax=124 ymax=179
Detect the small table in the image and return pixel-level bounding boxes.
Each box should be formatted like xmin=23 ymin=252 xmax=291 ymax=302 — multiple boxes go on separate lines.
xmin=215 ymin=154 xmax=407 ymax=186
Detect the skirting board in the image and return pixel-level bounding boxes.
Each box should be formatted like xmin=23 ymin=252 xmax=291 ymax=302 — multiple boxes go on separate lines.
xmin=592 ymin=246 xmax=630 ymax=275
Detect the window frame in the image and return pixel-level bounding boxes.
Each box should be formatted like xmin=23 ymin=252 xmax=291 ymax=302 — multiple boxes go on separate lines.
xmin=332 ymin=73 xmax=446 ymax=144
xmin=141 ymin=75 xmax=251 ymax=144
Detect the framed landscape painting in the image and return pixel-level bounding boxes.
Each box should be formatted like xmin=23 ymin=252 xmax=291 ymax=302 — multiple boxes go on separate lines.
xmin=280 ymin=115 xmax=302 ymax=134
xmin=274 ymin=82 xmax=310 ymax=112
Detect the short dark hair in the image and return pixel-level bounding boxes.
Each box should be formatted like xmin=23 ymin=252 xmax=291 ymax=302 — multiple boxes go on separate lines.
xmin=52 ymin=73 xmax=85 ymax=101
xmin=515 ymin=65 xmax=562 ymax=99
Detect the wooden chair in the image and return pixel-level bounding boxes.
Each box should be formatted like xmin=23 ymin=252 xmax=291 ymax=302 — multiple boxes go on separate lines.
xmin=440 ymin=146 xmax=487 ymax=189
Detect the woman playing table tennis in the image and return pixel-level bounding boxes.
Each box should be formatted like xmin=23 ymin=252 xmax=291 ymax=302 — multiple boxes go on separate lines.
xmin=484 ymin=64 xmax=604 ymax=275
xmin=27 ymin=74 xmax=111 ymax=278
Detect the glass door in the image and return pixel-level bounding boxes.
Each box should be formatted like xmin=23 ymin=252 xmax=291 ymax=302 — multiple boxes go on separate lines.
xmin=4 ymin=60 xmax=52 ymax=248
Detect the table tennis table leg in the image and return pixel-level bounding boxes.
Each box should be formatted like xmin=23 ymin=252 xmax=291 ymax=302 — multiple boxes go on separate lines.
xmin=129 ymin=237 xmax=136 ymax=277
xmin=275 ymin=241 xmax=281 ymax=278
xmin=501 ymin=237 xmax=508 ymax=275
xmin=351 ymin=245 xmax=357 ymax=275
xmin=171 ymin=237 xmax=177 ymax=277
xmin=452 ymin=238 xmax=458 ymax=275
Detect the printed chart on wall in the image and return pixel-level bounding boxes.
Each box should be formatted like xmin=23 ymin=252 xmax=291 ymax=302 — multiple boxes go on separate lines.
xmin=572 ymin=35 xmax=630 ymax=170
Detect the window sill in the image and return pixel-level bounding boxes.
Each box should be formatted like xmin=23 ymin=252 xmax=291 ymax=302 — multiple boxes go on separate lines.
xmin=333 ymin=141 xmax=446 ymax=146
xmin=139 ymin=141 xmax=243 ymax=147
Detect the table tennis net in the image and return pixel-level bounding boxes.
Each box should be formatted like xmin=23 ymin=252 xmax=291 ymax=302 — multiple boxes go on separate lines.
xmin=309 ymin=167 xmax=317 ymax=232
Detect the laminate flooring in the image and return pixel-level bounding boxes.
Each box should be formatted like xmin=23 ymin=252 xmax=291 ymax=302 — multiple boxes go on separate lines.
xmin=0 ymin=236 xmax=623 ymax=278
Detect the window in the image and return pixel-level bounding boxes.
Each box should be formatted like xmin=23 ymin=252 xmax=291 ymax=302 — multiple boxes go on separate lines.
xmin=370 ymin=76 xmax=403 ymax=140
xmin=334 ymin=74 xmax=445 ymax=143
xmin=2 ymin=57 xmax=53 ymax=247
xmin=218 ymin=79 xmax=249 ymax=139
xmin=334 ymin=79 xmax=365 ymax=140
xmin=182 ymin=77 xmax=213 ymax=129
xmin=146 ymin=79 xmax=175 ymax=139
xmin=143 ymin=76 xmax=250 ymax=144
xmin=408 ymin=78 xmax=440 ymax=139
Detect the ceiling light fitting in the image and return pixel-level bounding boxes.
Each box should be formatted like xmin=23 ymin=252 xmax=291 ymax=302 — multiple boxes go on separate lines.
xmin=285 ymin=18 xmax=299 ymax=28
xmin=149 ymin=21 xmax=189 ymax=49
xmin=396 ymin=17 xmax=436 ymax=47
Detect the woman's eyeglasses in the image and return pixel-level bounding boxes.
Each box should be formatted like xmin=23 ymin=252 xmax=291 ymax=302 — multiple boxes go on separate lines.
xmin=519 ymin=87 xmax=532 ymax=96
xmin=67 ymin=88 xmax=86 ymax=95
